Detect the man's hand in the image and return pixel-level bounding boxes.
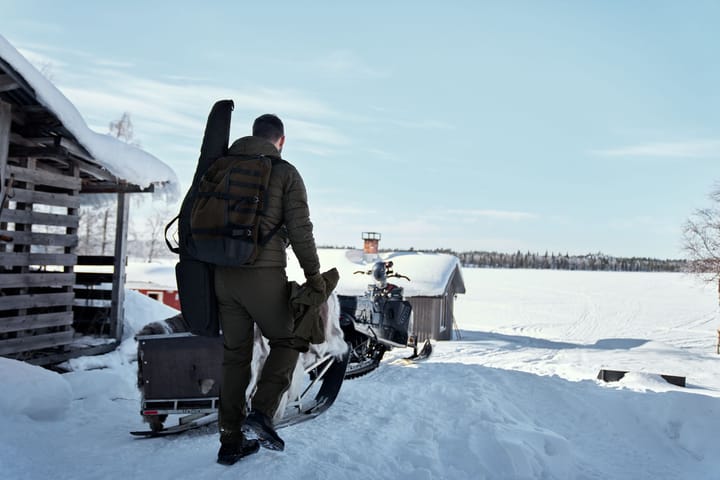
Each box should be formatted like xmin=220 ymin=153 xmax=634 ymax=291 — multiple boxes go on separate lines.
xmin=306 ymin=272 xmax=325 ymax=293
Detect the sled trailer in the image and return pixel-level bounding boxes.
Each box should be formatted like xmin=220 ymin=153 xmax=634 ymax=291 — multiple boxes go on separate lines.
xmin=133 ymin=333 xmax=348 ymax=436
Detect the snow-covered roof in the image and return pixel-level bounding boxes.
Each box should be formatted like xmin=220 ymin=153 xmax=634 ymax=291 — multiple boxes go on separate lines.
xmin=126 ymin=249 xmax=465 ymax=298
xmin=0 ymin=34 xmax=178 ymax=197
xmin=287 ymin=249 xmax=466 ymax=297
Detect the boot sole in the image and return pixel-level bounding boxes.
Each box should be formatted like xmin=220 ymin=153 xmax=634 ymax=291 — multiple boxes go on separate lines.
xmin=217 ymin=441 xmax=260 ymax=465
xmin=242 ymin=422 xmax=285 ymax=451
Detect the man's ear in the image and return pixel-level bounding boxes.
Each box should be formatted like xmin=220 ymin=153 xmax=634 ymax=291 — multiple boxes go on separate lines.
xmin=276 ymin=135 xmax=286 ymax=152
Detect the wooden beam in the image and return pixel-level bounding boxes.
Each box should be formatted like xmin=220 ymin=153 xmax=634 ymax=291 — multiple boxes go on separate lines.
xmin=8 ymin=132 xmax=44 ymax=147
xmin=0 ymin=209 xmax=79 ymax=228
xmin=0 ymin=57 xmax=36 ymax=97
xmin=110 ymin=192 xmax=129 ymax=341
xmin=0 ymin=311 xmax=74 ymax=334
xmin=0 ymin=74 xmax=20 ymax=93
xmin=7 ymin=164 xmax=81 ymax=191
xmin=9 ymin=187 xmax=81 ymax=208
xmin=25 ymin=340 xmax=119 ymax=366
xmin=8 ymin=145 xmax=71 ymax=161
xmin=74 ymin=158 xmax=115 ymax=182
xmin=0 ymin=252 xmax=78 ymax=268
xmin=21 ymin=108 xmax=61 ymax=127
xmin=80 ymin=182 xmax=153 ymax=194
xmin=59 ymin=137 xmax=93 ymax=162
xmin=0 ymin=230 xmax=78 ymax=247
xmin=0 ymin=292 xmax=74 ymax=311
xmin=0 ymin=330 xmax=74 ymax=356
xmin=0 ymin=272 xmax=75 ymax=288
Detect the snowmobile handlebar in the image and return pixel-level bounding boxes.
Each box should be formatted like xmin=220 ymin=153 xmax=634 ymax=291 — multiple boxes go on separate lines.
xmin=353 ymin=261 xmax=411 ymax=282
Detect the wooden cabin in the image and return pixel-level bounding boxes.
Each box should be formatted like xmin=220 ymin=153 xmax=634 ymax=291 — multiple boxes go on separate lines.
xmin=0 ymin=36 xmax=176 ymax=365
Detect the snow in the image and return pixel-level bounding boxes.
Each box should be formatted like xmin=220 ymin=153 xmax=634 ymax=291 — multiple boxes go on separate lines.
xmin=0 ymin=35 xmax=179 ymax=198
xmin=0 ymin=357 xmax=71 ymax=421
xmin=2 ymin=268 xmax=720 ymax=479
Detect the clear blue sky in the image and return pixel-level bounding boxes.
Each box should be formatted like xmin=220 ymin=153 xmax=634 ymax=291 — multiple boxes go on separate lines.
xmin=2 ymin=1 xmax=719 ymax=258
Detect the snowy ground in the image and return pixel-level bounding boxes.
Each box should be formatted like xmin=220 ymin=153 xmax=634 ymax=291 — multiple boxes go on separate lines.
xmin=1 ymin=268 xmax=719 ymax=480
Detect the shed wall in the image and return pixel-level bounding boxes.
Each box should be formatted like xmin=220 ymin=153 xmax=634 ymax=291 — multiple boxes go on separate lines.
xmin=0 ymin=152 xmax=80 ymax=358
xmin=408 ymin=296 xmax=451 ymax=342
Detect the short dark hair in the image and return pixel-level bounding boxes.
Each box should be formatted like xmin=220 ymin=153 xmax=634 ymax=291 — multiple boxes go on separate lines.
xmin=252 ymin=114 xmax=284 ymax=142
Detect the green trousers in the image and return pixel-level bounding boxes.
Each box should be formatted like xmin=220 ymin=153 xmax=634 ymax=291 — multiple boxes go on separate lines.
xmin=214 ymin=266 xmax=299 ymax=434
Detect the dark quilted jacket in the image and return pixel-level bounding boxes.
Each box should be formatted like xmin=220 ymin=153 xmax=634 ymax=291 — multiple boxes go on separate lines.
xmin=226 ymin=136 xmax=320 ymax=276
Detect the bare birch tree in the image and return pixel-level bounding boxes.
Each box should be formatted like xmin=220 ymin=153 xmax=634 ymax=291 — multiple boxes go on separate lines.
xmin=145 ymin=207 xmax=171 ymax=263
xmin=683 ymin=185 xmax=720 ymax=281
xmin=109 ymin=112 xmax=137 ymax=145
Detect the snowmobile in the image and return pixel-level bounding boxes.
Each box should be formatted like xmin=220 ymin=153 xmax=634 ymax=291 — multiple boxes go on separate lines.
xmin=339 ymin=261 xmax=432 ymax=379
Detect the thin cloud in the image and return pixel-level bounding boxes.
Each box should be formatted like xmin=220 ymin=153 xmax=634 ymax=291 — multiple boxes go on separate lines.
xmin=40 ymin=59 xmax=348 ymax=154
xmin=386 ymin=118 xmax=454 ymax=130
xmin=285 ymin=118 xmax=351 ymax=146
xmin=319 ymin=205 xmax=378 ymax=216
xmin=446 ymin=209 xmax=539 ymax=221
xmin=17 ymin=47 xmax=66 ymax=71
xmin=292 ymin=143 xmax=342 ymax=158
xmin=593 ymin=140 xmax=720 ymax=158
xmin=365 ymin=148 xmax=409 ymax=164
xmin=93 ymin=59 xmax=134 ymax=69
xmin=15 ymin=41 xmax=89 ymax=59
xmin=314 ymin=50 xmax=388 ymax=78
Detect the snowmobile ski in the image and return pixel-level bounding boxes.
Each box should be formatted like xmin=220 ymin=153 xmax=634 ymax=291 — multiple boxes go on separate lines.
xmin=131 ymin=412 xmax=218 ymax=437
xmin=404 ymin=339 xmax=433 ymax=361
xmin=276 ymin=350 xmax=349 ymax=428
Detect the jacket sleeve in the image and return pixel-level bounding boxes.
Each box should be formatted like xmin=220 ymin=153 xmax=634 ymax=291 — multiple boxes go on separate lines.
xmin=283 ymin=165 xmax=321 ymax=276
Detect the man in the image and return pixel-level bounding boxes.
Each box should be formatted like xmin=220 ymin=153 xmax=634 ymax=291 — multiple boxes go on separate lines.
xmin=215 ymin=114 xmax=322 ymax=465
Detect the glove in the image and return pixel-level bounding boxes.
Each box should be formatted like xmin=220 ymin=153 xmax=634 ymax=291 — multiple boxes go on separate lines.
xmin=305 ymin=272 xmax=325 ymax=293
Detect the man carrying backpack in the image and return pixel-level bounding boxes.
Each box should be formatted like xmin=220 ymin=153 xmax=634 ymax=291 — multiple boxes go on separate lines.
xmin=214 ymin=114 xmax=322 ymax=465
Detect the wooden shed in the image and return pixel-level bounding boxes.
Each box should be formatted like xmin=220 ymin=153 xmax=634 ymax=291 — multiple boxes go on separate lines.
xmin=0 ymin=36 xmax=176 ymax=365
xmin=406 ymin=261 xmax=465 ymax=341
xmin=302 ymin=247 xmax=467 ymax=343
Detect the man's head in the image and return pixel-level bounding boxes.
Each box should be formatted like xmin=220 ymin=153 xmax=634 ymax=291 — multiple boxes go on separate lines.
xmin=253 ymin=114 xmax=285 ymax=153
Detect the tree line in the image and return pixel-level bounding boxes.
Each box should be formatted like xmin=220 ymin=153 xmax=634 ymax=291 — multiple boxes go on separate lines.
xmin=315 ymin=246 xmax=686 ymax=272
xmin=454 ymin=250 xmax=685 ymax=272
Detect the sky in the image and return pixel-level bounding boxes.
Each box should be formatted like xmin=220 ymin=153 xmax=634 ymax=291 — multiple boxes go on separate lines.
xmin=1 ymin=0 xmax=719 ymax=258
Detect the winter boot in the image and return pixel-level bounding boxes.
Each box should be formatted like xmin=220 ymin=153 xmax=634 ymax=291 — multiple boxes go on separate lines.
xmin=217 ymin=432 xmax=260 ymax=465
xmin=242 ymin=409 xmax=285 ymax=451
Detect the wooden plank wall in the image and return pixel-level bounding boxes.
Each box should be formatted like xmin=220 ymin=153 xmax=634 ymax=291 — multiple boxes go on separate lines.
xmin=407 ymin=296 xmax=444 ymax=342
xmin=0 ymin=105 xmax=81 ymax=357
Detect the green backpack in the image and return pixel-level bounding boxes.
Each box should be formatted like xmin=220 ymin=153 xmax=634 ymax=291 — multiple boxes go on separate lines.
xmin=188 ymin=153 xmax=282 ymax=266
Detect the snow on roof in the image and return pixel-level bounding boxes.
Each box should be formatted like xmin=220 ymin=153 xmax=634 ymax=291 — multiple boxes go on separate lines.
xmin=0 ymin=35 xmax=179 ymax=198
xmin=289 ymin=249 xmax=465 ymax=297
xmin=126 ymin=249 xmax=465 ymax=298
